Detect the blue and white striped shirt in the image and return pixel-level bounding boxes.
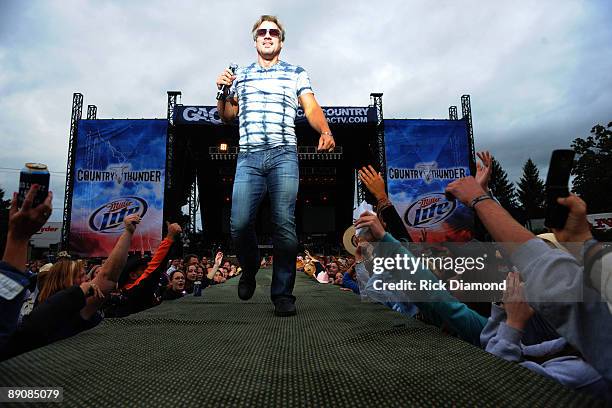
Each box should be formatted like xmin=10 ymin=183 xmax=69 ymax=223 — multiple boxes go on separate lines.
xmin=230 ymin=60 xmax=313 ymax=151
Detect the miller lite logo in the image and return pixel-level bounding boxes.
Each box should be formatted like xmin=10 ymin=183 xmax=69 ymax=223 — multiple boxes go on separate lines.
xmin=404 ymin=193 xmax=456 ymax=228
xmin=88 ymin=197 xmax=148 ymax=233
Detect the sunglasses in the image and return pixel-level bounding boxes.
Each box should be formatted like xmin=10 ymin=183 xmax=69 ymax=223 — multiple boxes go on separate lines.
xmin=256 ymin=28 xmax=281 ymax=38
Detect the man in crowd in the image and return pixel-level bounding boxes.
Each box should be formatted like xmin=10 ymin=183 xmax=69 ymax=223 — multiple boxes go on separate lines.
xmin=184 ymin=254 xmax=199 ymax=269
xmin=445 ymin=175 xmax=612 ymax=382
xmin=166 ymin=258 xmax=180 ymax=277
xmin=215 ymin=15 xmax=334 ymax=316
xmin=1 ymin=185 xmax=52 ymax=348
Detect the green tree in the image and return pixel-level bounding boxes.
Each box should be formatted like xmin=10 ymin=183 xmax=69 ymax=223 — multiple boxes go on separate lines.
xmin=0 ymin=187 xmax=13 ymax=255
xmin=0 ymin=188 xmax=11 ymax=209
xmin=516 ymin=158 xmax=546 ymax=220
xmin=489 ymin=157 xmax=517 ymax=211
xmin=571 ymin=122 xmax=612 ymax=213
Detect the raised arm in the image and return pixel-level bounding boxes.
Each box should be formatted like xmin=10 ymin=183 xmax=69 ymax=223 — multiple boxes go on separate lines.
xmin=358 ymin=165 xmax=412 ymax=242
xmin=216 ymin=68 xmax=239 ymax=123
xmin=445 ymin=176 xmax=534 ymax=254
xmin=207 ymin=251 xmax=223 ymax=280
xmin=123 ymin=222 xmax=182 ymax=290
xmin=80 ymin=214 xmax=140 ymax=319
xmin=2 ymin=185 xmax=52 ymax=272
xmin=1 ymin=185 xmax=52 ymax=347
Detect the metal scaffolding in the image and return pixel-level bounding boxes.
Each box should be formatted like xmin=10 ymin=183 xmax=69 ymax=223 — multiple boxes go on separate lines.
xmin=61 ymin=93 xmax=83 ymax=250
xmin=86 ymin=105 xmax=97 ymax=120
xmin=461 ymin=95 xmax=476 ymax=174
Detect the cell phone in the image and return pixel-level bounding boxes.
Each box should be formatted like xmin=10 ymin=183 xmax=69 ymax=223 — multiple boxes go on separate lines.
xmin=544 ymin=149 xmax=575 ymax=229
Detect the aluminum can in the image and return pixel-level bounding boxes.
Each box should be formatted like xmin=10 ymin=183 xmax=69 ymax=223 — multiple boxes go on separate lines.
xmin=18 ymin=163 xmax=50 ymax=208
xmin=193 ymin=281 xmax=202 ymax=297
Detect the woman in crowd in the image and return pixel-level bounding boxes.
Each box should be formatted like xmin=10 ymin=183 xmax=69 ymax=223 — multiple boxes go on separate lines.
xmin=229 ymin=264 xmax=238 ymax=278
xmin=213 ymin=269 xmax=226 ymax=284
xmin=37 ymin=258 xmax=90 ymax=305
xmin=333 ymin=271 xmax=343 ymax=286
xmin=2 ymin=214 xmax=141 ymax=360
xmin=196 ymin=265 xmax=205 ymax=281
xmin=184 ymin=264 xmax=198 ymax=294
xmin=162 ymin=270 xmax=186 ymax=300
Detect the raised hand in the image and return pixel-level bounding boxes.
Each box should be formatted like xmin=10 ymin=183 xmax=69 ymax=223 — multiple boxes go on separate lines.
xmin=553 ymin=194 xmax=592 ymax=244
xmin=502 ymin=271 xmax=534 ymax=331
xmin=80 ymin=281 xmax=105 ymax=300
xmin=166 ymin=222 xmax=182 ymax=239
xmin=123 ymin=214 xmax=141 ymax=234
xmin=358 ymin=165 xmax=387 ymax=201
xmin=445 ymin=177 xmax=487 ymax=207
xmin=475 ymin=151 xmax=492 ymax=192
xmin=8 ymin=184 xmax=53 ymax=242
xmin=215 ymin=251 xmax=224 ymax=266
xmin=216 ymin=68 xmax=236 ymax=91
xmin=354 ymin=211 xmax=386 ymax=241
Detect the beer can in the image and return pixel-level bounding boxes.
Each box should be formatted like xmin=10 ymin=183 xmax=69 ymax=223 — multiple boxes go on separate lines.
xmin=193 ymin=281 xmax=202 ymax=297
xmin=18 ymin=163 xmax=50 ymax=208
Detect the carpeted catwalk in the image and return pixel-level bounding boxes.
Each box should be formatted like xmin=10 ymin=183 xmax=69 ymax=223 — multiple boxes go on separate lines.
xmin=0 ymin=270 xmax=603 ymax=407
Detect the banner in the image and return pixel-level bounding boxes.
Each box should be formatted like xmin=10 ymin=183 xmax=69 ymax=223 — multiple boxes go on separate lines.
xmin=384 ymin=119 xmax=474 ymax=242
xmin=69 ymin=120 xmax=167 ymax=257
xmin=31 ymin=222 xmax=62 ymax=249
xmin=175 ymin=105 xmax=376 ymax=126
xmin=588 ymin=213 xmax=612 ymax=231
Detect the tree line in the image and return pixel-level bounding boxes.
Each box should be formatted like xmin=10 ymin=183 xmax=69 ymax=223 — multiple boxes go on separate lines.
xmin=489 ymin=121 xmax=612 ymax=222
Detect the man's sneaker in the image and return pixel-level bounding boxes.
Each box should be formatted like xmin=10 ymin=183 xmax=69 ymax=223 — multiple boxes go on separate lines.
xmin=274 ymin=298 xmax=297 ymax=317
xmin=238 ymin=275 xmax=256 ymax=301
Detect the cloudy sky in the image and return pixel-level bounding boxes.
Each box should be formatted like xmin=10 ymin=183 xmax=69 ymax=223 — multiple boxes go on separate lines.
xmin=1 ymin=0 xmax=611 ymax=222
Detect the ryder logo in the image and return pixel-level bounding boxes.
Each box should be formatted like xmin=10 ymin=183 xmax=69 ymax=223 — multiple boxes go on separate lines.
xmin=88 ymin=197 xmax=148 ymax=233
xmin=404 ymin=193 xmax=456 ymax=228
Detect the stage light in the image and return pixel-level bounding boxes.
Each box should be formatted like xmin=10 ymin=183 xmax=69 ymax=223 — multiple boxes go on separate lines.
xmin=219 ymin=143 xmax=228 ymax=152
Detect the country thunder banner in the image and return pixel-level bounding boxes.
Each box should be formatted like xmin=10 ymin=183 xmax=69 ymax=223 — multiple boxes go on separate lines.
xmin=384 ymin=119 xmax=474 ymax=242
xmin=69 ymin=119 xmax=167 ymax=257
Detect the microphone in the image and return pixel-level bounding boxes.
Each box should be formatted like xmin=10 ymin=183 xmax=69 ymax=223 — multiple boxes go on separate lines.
xmin=217 ymin=63 xmax=238 ymax=100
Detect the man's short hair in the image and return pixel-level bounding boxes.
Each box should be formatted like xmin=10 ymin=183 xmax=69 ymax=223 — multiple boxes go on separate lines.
xmin=183 ymin=254 xmax=198 ymax=265
xmin=252 ymin=15 xmax=285 ymax=41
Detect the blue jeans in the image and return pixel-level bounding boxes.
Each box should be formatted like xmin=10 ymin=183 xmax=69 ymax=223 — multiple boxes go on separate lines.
xmin=230 ymin=145 xmax=299 ymax=303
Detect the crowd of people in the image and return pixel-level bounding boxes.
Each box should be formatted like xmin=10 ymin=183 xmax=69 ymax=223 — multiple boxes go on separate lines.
xmin=0 ymin=188 xmax=241 ymax=359
xmin=1 ymin=150 xmax=611 ymax=401
xmin=296 ymin=151 xmax=611 ymax=401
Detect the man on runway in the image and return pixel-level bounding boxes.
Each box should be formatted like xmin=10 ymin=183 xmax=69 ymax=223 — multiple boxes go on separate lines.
xmin=216 ymin=15 xmax=334 ymax=316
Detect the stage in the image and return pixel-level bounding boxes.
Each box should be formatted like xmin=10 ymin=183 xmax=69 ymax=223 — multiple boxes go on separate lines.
xmin=0 ymin=270 xmax=599 ymax=407
xmin=165 ymin=98 xmax=383 ymax=253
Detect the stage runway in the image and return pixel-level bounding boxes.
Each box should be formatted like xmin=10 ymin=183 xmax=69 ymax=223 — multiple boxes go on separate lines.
xmin=0 ymin=270 xmax=601 ymax=407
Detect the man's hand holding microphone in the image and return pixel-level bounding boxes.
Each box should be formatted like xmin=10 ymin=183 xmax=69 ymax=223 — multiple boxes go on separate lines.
xmin=216 ymin=65 xmax=237 ymax=100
